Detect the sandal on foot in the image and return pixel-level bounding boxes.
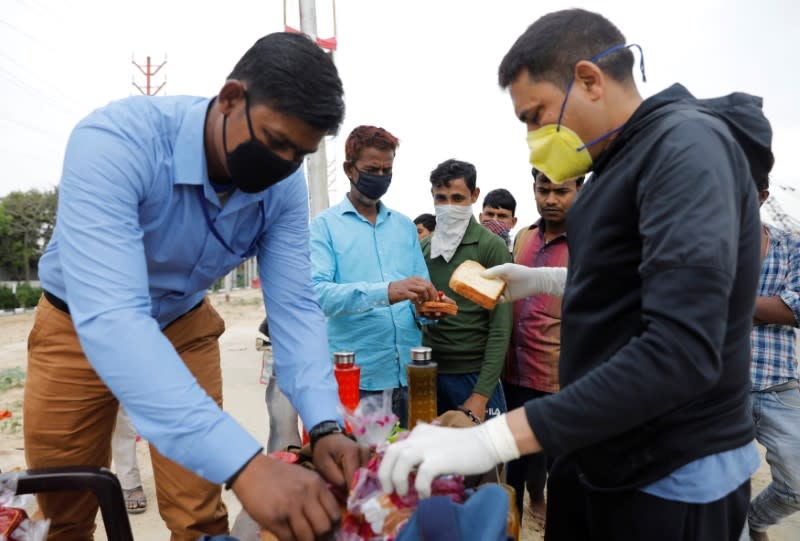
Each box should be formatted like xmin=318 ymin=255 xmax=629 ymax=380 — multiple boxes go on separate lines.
xmin=123 ymin=486 xmax=147 ymax=514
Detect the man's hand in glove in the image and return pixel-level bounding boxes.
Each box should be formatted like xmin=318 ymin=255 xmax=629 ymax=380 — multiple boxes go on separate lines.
xmin=481 ymin=263 xmax=567 ymax=303
xmin=378 ymin=415 xmax=521 ymax=498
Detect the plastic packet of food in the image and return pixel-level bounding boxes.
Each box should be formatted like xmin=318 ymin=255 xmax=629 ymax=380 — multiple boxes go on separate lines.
xmin=336 ymin=449 xmax=466 ymax=541
xmin=0 ymin=485 xmax=49 ymax=541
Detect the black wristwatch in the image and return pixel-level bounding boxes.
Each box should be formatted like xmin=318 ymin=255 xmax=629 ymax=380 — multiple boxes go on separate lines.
xmin=309 ymin=420 xmax=345 ymax=450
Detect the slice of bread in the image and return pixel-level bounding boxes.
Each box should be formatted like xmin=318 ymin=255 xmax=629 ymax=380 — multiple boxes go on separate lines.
xmin=415 ymin=300 xmax=459 ymax=316
xmin=448 ymin=260 xmax=506 ymax=310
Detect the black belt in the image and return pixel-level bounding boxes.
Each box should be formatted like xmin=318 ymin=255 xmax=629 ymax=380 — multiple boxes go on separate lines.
xmin=43 ymin=290 xmax=203 ymax=323
xmin=43 ymin=290 xmax=70 ymax=314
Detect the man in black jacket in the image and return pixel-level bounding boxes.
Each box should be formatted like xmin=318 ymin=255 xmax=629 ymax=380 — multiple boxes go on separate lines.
xmin=379 ymin=8 xmax=774 ymax=541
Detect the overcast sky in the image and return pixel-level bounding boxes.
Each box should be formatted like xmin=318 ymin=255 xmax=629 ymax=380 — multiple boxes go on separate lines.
xmin=1 ymin=0 xmax=798 ymax=231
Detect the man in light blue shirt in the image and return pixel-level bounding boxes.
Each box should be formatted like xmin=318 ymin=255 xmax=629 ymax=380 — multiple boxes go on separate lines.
xmin=310 ymin=125 xmax=439 ymax=427
xmin=25 ymin=33 xmax=366 ymax=541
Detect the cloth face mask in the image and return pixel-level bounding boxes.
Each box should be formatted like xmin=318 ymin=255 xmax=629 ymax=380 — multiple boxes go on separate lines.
xmin=431 ymin=204 xmax=474 ymax=262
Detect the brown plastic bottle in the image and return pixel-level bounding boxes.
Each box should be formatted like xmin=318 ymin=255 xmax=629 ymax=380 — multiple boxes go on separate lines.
xmin=407 ymin=346 xmax=437 ymax=429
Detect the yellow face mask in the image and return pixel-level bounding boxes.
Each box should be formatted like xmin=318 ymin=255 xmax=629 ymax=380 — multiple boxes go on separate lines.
xmin=527 ymin=124 xmax=593 ymax=184
xmin=525 ymin=43 xmax=646 ymax=184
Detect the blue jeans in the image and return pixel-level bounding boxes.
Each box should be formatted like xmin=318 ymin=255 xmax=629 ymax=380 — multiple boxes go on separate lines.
xmin=360 ymin=387 xmax=408 ymax=429
xmin=436 ymin=373 xmax=506 ymax=420
xmin=747 ymin=387 xmax=800 ymax=532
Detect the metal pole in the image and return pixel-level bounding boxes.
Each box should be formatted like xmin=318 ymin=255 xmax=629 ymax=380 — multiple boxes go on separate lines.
xmin=146 ymin=56 xmax=151 ymax=96
xmin=299 ymin=0 xmax=330 ymax=218
xmin=299 ymin=0 xmax=318 ymax=38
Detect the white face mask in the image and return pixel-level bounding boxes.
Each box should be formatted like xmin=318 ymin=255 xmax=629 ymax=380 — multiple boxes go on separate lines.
xmin=431 ymin=204 xmax=474 ymax=262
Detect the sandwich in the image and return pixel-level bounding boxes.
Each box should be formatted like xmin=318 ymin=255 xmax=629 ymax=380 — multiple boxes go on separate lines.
xmin=448 ymin=260 xmax=506 ymax=310
xmin=415 ymin=300 xmax=459 ymax=316
xmin=416 ymin=290 xmax=459 ymax=316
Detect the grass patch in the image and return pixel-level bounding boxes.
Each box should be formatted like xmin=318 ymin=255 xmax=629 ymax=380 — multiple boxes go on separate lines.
xmin=0 ymin=367 xmax=25 ymax=392
xmin=0 ymin=417 xmax=22 ymax=434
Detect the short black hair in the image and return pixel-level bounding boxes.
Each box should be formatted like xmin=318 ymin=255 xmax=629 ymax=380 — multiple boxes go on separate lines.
xmin=414 ymin=213 xmax=436 ymax=232
xmin=498 ymin=9 xmax=634 ymax=90
xmin=534 ymin=168 xmax=585 ymax=187
xmin=429 ymin=159 xmax=477 ymax=193
xmin=229 ymin=33 xmax=345 ymax=134
xmin=482 ymin=188 xmax=517 ymax=216
xmin=755 ymin=175 xmax=770 ymax=192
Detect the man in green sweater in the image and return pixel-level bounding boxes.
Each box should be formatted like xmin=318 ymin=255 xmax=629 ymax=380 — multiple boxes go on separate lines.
xmin=421 ymin=159 xmax=513 ymax=422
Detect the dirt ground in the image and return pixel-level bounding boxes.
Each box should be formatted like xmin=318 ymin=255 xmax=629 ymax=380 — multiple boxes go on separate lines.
xmin=1 ymin=288 xmax=798 ymax=540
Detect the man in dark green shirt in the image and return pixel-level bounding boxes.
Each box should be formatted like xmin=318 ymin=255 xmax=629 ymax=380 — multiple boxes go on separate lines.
xmin=421 ymin=159 xmax=513 ymax=422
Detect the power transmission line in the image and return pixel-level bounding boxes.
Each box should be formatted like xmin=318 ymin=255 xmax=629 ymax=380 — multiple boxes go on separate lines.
xmin=0 ymin=115 xmax=64 ymax=144
xmin=0 ymin=18 xmax=37 ymax=41
xmin=0 ymin=51 xmax=85 ymax=112
xmin=13 ymin=0 xmax=47 ymax=16
xmin=0 ymin=64 xmax=83 ymax=118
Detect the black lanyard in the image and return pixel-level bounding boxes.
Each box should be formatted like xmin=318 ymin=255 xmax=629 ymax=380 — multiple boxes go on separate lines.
xmin=196 ymin=185 xmax=264 ymax=259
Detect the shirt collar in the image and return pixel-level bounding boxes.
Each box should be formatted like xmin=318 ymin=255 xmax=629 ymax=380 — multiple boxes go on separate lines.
xmin=337 ymin=194 xmax=391 ymax=224
xmin=173 ymin=97 xmax=214 ymax=188
xmin=764 ymin=223 xmax=783 ymax=246
xmin=173 ymin=97 xmax=268 ymax=212
xmin=532 ymin=219 xmax=568 ymax=242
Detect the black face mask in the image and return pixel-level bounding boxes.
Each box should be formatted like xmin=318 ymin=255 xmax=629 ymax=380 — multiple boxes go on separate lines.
xmin=353 ymin=169 xmax=392 ymax=200
xmin=223 ymin=92 xmax=302 ymax=193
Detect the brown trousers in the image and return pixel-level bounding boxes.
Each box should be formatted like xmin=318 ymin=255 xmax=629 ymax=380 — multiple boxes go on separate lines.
xmin=24 ymin=296 xmax=229 ymax=541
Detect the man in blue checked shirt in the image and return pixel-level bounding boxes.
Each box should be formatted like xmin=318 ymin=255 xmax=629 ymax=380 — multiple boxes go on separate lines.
xmin=310 ymin=125 xmax=443 ymax=428
xmin=744 ymin=177 xmax=800 ymax=541
xmin=25 ymin=33 xmax=367 ymax=541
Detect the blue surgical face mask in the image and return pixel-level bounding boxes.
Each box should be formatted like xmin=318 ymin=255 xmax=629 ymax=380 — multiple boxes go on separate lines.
xmin=353 ymin=169 xmax=392 ymax=200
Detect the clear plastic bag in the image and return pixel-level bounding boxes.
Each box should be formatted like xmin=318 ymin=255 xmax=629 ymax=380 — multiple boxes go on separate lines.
xmin=343 ymin=390 xmax=399 ymax=448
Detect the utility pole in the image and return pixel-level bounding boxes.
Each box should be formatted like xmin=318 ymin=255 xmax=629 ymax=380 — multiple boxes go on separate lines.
xmin=132 ymin=55 xmax=167 ymax=96
xmin=299 ymin=0 xmax=330 ymax=219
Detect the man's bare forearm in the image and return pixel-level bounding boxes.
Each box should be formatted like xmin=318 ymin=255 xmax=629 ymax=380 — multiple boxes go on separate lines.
xmin=753 ymin=296 xmax=797 ymax=326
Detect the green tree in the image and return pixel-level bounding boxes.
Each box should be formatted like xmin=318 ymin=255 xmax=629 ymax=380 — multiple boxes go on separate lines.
xmin=0 ymin=188 xmax=58 ymax=281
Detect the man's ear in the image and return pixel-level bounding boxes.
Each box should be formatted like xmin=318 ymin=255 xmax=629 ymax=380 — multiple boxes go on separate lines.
xmin=511 ymin=216 xmax=518 ymax=228
xmin=217 ymin=80 xmax=247 ymax=114
xmin=574 ymin=60 xmax=605 ymax=101
xmin=758 ymin=189 xmax=770 ymax=206
xmin=343 ymin=160 xmax=355 ymax=182
xmin=470 ymin=187 xmax=481 ymax=205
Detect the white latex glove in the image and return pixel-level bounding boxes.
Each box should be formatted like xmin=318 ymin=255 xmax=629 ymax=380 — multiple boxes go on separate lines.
xmin=481 ymin=263 xmax=567 ymax=303
xmin=378 ymin=414 xmax=520 ymax=499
